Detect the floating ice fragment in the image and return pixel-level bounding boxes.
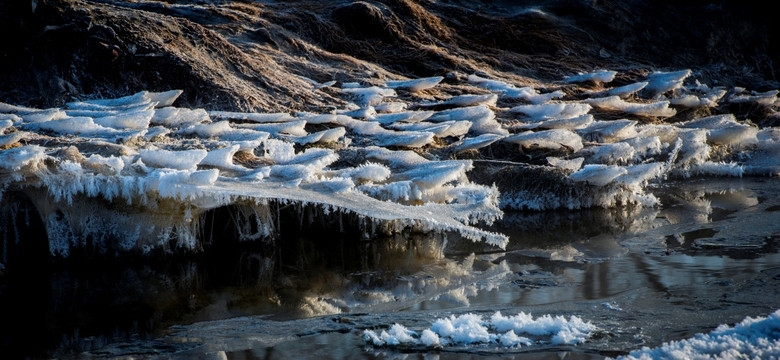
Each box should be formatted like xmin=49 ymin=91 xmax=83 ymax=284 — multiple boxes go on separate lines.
xmin=148 ymin=90 xmax=183 ymax=107
xmin=30 ymin=117 xmax=118 ymax=136
xmin=385 ymin=76 xmax=443 ymax=91
xmin=679 ymin=114 xmax=738 ymax=129
xmin=240 ymin=119 xmax=307 ymax=137
xmin=590 ymin=81 xmax=648 ymax=98
xmin=707 ymin=124 xmax=758 ymax=146
xmin=670 ymin=89 xmax=726 ymax=107
xmin=467 ymin=74 xmax=564 ymax=104
xmin=374 ymin=130 xmax=435 ymax=148
xmin=292 ymin=127 xmax=346 ymax=145
xmin=565 ymin=70 xmax=617 ymax=83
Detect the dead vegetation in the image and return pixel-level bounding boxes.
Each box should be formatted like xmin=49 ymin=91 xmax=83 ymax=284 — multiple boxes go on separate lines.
xmin=0 ymin=0 xmax=777 ymax=111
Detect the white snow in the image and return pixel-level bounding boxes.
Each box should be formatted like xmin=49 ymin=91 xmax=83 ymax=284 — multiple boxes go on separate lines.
xmin=613 ymin=310 xmax=780 ymax=360
xmin=364 ymin=311 xmax=596 ymax=348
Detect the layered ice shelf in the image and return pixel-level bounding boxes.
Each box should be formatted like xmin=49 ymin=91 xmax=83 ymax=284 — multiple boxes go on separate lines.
xmin=1 ymin=68 xmax=779 ymax=260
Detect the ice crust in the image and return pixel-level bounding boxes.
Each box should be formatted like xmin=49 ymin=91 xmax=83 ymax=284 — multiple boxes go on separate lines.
xmin=2 ymin=68 xmax=779 ymax=258
xmin=613 ymin=310 xmax=780 ymax=360
xmin=364 ymin=311 xmax=596 ymax=348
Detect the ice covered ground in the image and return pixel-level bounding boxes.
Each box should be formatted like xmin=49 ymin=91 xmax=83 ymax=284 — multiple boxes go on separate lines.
xmin=1 ymin=68 xmax=779 ymax=261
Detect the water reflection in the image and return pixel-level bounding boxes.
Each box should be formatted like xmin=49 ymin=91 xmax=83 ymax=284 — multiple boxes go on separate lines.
xmin=1 ymin=178 xmax=779 ymax=359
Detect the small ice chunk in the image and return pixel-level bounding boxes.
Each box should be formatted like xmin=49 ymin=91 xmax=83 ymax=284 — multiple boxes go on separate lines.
xmin=420 ymin=329 xmax=440 ymax=347
xmin=0 ymin=113 xmax=23 ymax=125
xmin=374 ymin=102 xmax=407 ymax=113
xmin=178 ymin=120 xmax=233 ymax=138
xmin=498 ymin=330 xmax=533 ymax=347
xmin=139 ymin=149 xmax=208 ymax=170
xmin=614 ymin=162 xmax=665 ymax=187
xmin=451 ymin=134 xmax=505 ymax=152
xmin=373 ymin=111 xmax=433 ymax=125
xmin=577 ymin=119 xmax=638 ymax=142
xmin=0 ymin=119 xmax=13 ymax=133
xmin=645 ymin=69 xmax=691 ymax=97
xmin=32 ymin=117 xmax=118 ymax=136
xmin=152 ymin=108 xmax=210 ymax=127
xmin=339 ymin=162 xmax=391 ymax=183
xmin=585 ymin=96 xmax=676 ymax=117
xmin=504 ymin=129 xmax=584 ymax=152
xmin=578 ymin=142 xmax=636 ymax=164
xmin=467 ymin=74 xmax=563 ymax=104
xmin=510 ymin=103 xmax=592 ymax=121
xmin=622 ymin=135 xmax=662 ymax=160
xmin=68 ymin=91 xmax=151 ymax=109
xmin=568 ymin=164 xmax=627 ymax=186
xmin=385 ymin=76 xmax=443 ymax=91
xmin=670 ymin=89 xmax=726 ymax=107
xmin=603 ymin=81 xmax=648 ymax=97
xmin=707 ymin=124 xmax=758 ymax=146
xmin=565 ymin=70 xmax=617 ymax=83
xmin=679 ymin=114 xmax=738 ymax=129
xmin=536 ymin=114 xmax=594 ymax=130
xmin=390 ymin=120 xmax=472 ymax=138
xmin=199 ymin=145 xmax=245 ymax=171
xmin=729 ymin=89 xmax=779 ymax=106
xmin=0 ymin=132 xmax=26 ymax=148
xmin=93 ymin=110 xmax=154 ymax=130
xmin=21 ymin=108 xmax=68 ymax=123
xmin=209 ymin=111 xmax=294 ymax=123
xmin=395 ymin=160 xmax=470 ymax=189
xmin=0 ymin=145 xmax=46 ymax=170
xmin=0 ymin=102 xmax=37 ymax=113
xmin=240 ymin=120 xmax=308 ymax=137
xmin=292 ymin=127 xmax=346 ymax=145
xmin=148 ymin=90 xmax=183 ymax=108
xmin=374 ymin=130 xmax=435 ymax=148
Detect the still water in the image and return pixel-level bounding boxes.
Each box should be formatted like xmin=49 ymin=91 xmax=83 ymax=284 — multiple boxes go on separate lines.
xmin=1 ymin=178 xmax=779 ymax=359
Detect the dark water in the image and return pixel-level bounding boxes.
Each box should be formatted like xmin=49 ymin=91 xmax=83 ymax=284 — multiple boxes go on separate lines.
xmin=1 ymin=178 xmax=779 ymax=359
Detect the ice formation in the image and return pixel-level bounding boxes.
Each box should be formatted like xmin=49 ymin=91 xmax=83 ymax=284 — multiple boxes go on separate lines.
xmin=363 ymin=311 xmax=596 ymax=348
xmin=613 ymin=310 xmax=780 ymax=360
xmin=1 ymin=69 xmax=779 ymax=262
